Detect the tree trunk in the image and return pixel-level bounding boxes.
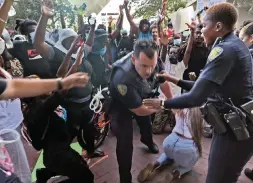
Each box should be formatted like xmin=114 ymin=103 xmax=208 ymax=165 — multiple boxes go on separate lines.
xmin=60 ymin=10 xmax=66 ymax=29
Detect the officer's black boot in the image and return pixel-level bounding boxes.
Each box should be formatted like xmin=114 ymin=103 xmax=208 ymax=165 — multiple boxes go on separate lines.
xmin=140 ymin=139 xmax=159 ymax=154
xmin=244 ymin=168 xmax=253 ymax=181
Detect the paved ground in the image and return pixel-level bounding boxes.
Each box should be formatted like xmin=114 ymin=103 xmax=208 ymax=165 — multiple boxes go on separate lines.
xmin=24 ymin=123 xmax=253 ymax=183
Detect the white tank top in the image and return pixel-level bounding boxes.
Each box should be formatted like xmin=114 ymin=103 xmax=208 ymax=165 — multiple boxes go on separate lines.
xmin=172 ymin=109 xmax=192 ymax=139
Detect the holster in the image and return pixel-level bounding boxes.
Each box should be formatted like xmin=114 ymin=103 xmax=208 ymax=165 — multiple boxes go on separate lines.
xmin=200 ymin=103 xmax=227 ymax=134
xmin=200 ymin=100 xmax=252 ymax=141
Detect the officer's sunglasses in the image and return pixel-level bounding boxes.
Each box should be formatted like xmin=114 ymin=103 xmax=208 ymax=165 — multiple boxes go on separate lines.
xmin=139 ymin=41 xmax=158 ymax=50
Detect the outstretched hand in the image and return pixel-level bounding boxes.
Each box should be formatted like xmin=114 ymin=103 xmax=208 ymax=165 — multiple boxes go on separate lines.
xmin=68 ymin=35 xmax=83 ymax=55
xmin=160 ymin=29 xmax=172 ymax=46
xmin=156 ymin=72 xmax=175 ymax=82
xmin=186 ymin=19 xmax=197 ymax=33
xmin=41 ymin=0 xmax=54 ymax=18
xmin=62 ymin=72 xmax=89 ymax=89
xmin=143 ymin=98 xmax=163 ymax=110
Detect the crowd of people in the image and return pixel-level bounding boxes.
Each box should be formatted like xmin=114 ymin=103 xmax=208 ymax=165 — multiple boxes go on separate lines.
xmin=0 ymin=0 xmax=253 ymax=183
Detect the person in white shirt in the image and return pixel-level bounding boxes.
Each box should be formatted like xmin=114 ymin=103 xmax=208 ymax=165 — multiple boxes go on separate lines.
xmin=138 ymin=108 xmax=203 ymax=183
xmin=164 ymin=45 xmax=187 ymax=97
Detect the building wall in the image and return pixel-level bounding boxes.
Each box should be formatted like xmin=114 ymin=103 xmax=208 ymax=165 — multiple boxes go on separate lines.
xmin=186 ymin=0 xmax=252 ymax=28
xmin=236 ymin=8 xmax=253 ymax=28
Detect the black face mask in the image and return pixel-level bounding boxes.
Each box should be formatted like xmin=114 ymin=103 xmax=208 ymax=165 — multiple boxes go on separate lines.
xmin=169 ymin=55 xmax=178 ymax=64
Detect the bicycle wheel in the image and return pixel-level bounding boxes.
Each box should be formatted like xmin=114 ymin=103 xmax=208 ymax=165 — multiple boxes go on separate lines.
xmin=77 ymin=112 xmax=110 ymax=150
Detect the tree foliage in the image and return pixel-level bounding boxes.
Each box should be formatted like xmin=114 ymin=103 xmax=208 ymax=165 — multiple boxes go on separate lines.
xmin=7 ymin=0 xmax=76 ymax=30
xmin=132 ymin=0 xmax=187 ymax=19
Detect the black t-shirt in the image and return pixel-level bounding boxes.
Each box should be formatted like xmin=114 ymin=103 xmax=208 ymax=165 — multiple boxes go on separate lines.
xmin=118 ymin=37 xmax=134 ymax=52
xmin=199 ymin=33 xmax=253 ymax=104
xmin=48 ymin=47 xmax=68 ymax=78
xmin=0 ymin=79 xmax=6 ymax=95
xmin=12 ymin=41 xmax=52 ymax=78
xmin=49 ymin=45 xmax=94 ymax=99
xmin=183 ymin=45 xmax=209 ymax=80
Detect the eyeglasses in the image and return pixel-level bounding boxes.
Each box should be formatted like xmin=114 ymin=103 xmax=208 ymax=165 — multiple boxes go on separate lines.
xmin=138 ymin=41 xmax=158 ymax=50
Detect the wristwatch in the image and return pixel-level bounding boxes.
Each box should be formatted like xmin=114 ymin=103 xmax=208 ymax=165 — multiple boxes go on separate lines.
xmin=160 ymin=100 xmax=165 ymax=109
xmin=57 ymin=78 xmax=63 ymax=90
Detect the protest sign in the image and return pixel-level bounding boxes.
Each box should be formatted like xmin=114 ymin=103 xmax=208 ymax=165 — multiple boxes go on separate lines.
xmin=170 ymin=6 xmax=195 ymax=33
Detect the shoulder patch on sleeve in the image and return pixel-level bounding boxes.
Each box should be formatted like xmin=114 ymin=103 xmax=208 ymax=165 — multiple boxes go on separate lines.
xmin=117 ymin=84 xmax=128 ymax=96
xmin=207 ymin=46 xmax=224 ymax=62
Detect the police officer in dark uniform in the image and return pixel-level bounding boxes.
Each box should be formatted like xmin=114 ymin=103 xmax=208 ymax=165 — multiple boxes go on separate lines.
xmin=143 ymin=3 xmax=253 ymax=183
xmin=109 ymin=39 xmax=173 ymax=183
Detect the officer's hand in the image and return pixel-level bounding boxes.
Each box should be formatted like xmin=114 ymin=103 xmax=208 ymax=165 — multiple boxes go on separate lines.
xmin=143 ymin=98 xmax=162 ymax=110
xmin=189 ymin=72 xmax=197 ymax=81
xmin=156 ymin=72 xmax=173 ymax=82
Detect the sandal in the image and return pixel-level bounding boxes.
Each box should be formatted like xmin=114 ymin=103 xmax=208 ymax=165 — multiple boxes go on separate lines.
xmin=137 ymin=163 xmax=156 ymax=182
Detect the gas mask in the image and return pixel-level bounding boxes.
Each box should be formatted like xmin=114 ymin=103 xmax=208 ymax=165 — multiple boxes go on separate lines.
xmin=0 ymin=38 xmax=5 ymax=55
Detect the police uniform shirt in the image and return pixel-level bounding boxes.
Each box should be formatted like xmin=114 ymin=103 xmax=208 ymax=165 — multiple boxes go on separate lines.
xmin=110 ymin=57 xmax=164 ymax=109
xmin=199 ymin=33 xmax=253 ymax=103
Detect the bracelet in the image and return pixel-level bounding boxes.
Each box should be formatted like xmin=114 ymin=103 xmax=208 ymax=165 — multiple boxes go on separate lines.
xmin=57 ymin=78 xmax=63 ymax=90
xmin=0 ymin=18 xmax=7 ymax=24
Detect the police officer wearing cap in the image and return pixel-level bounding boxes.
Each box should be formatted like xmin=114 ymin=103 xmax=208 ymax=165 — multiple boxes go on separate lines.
xmin=143 ymin=3 xmax=253 ymax=183
xmin=109 ymin=39 xmax=173 ymax=183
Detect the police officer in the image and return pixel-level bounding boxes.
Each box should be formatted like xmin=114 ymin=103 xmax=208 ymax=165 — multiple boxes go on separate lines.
xmin=143 ymin=3 xmax=253 ymax=183
xmin=238 ymin=22 xmax=253 ymax=181
xmin=109 ymin=39 xmax=173 ymax=183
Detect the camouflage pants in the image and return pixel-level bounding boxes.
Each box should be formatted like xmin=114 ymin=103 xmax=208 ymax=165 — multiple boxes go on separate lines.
xmin=152 ymin=109 xmax=175 ymax=134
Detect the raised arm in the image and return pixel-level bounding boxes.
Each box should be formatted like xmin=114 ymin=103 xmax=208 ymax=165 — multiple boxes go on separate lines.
xmin=182 ymin=21 xmax=196 ymax=67
xmin=110 ymin=5 xmax=124 ymax=40
xmin=124 ymin=0 xmax=139 ymax=36
xmin=0 ymin=73 xmax=89 ymax=100
xmin=56 ymin=35 xmax=82 ymax=78
xmin=0 ymin=0 xmax=13 ymax=36
xmin=34 ymin=0 xmax=54 ymax=57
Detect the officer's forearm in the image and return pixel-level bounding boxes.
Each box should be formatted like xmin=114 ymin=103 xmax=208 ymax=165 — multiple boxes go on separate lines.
xmin=164 ymin=79 xmax=218 ymax=109
xmin=177 ymin=80 xmax=195 ymax=91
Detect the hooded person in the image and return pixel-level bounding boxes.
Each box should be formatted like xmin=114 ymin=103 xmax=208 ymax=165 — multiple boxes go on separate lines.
xmin=1 ymin=29 xmax=23 ymax=78
xmin=87 ymin=28 xmax=109 ymax=88
xmin=41 ymin=28 xmax=81 ymax=77
xmin=11 ymin=19 xmax=52 ymax=78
